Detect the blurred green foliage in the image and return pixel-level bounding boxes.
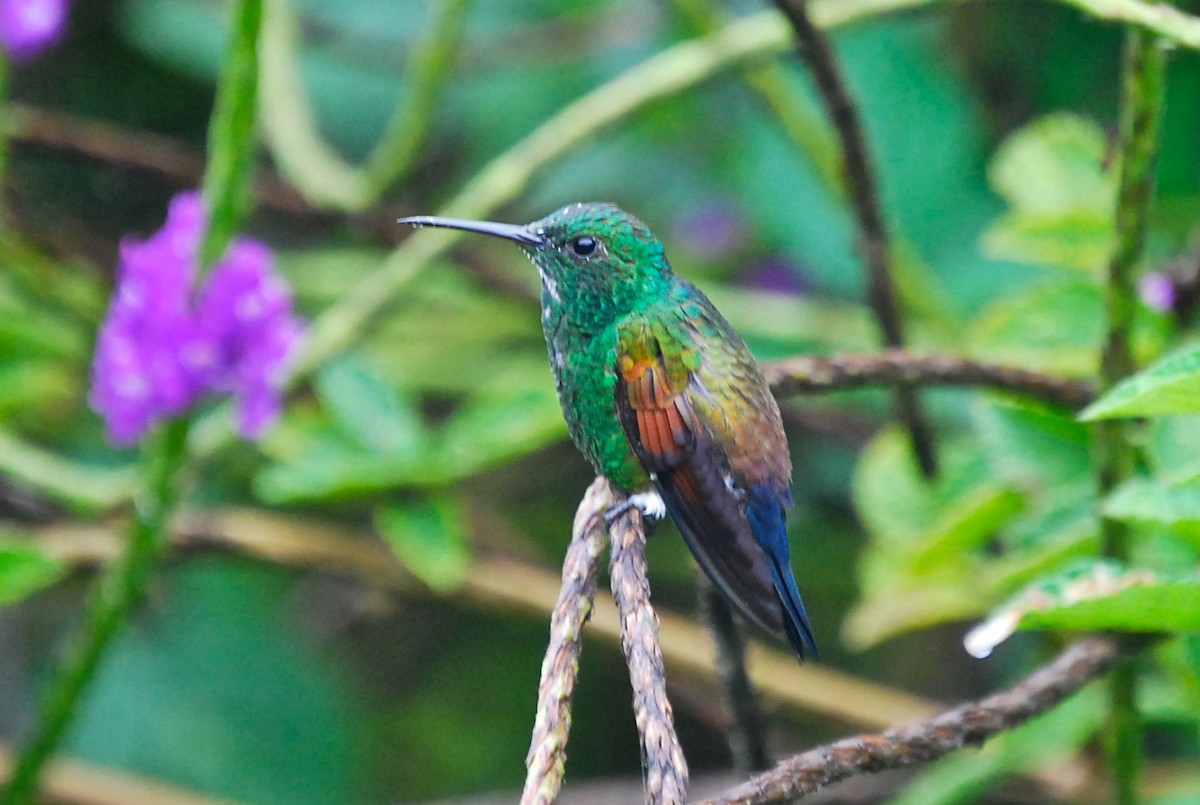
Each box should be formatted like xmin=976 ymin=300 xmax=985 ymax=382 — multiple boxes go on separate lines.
xmin=0 ymin=0 xmax=1198 ymax=803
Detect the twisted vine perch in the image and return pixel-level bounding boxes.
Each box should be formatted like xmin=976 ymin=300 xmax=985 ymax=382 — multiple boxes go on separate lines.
xmin=522 ymin=478 xmax=688 ymax=805
xmin=520 ymin=479 xmax=614 ymax=805
xmin=610 ymin=494 xmax=691 ymax=804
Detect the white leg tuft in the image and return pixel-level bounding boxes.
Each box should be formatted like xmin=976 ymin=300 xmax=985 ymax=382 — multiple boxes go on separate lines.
xmin=628 ymin=490 xmax=667 ymax=520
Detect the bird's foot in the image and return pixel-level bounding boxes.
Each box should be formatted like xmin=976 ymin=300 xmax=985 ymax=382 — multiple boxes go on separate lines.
xmin=603 ymin=490 xmax=667 ymax=529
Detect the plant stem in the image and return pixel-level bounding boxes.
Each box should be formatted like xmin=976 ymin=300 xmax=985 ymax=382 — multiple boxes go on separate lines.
xmin=1 ymin=419 xmax=190 ymax=805
xmin=1107 ymin=661 xmax=1141 ymax=805
xmin=200 ymin=0 xmax=263 ymax=270
xmin=1095 ymin=26 xmax=1166 ymax=805
xmin=363 ymin=0 xmax=470 ymax=201
xmin=260 ymin=0 xmax=468 ymax=211
xmin=770 ymin=0 xmax=938 ymax=478
xmin=699 ymin=578 xmax=770 ymax=774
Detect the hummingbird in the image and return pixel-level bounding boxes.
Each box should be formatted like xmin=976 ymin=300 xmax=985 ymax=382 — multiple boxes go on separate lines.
xmin=398 ymin=202 xmax=818 ymax=660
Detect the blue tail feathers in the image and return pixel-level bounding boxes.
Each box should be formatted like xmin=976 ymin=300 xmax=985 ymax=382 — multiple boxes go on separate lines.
xmin=746 ymin=484 xmax=819 ymax=661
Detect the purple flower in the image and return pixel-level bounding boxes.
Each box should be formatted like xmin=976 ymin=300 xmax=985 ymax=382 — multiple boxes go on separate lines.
xmin=671 ymin=201 xmax=747 ymax=261
xmin=742 ymin=256 xmax=811 ymax=296
xmin=1138 ymin=272 xmax=1176 ymax=313
xmin=0 ymin=0 xmax=67 ymax=61
xmin=89 ymin=192 xmax=305 ymax=445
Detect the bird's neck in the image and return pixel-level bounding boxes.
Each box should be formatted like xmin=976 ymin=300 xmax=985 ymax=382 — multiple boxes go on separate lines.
xmin=540 ymin=268 xmax=672 ymax=347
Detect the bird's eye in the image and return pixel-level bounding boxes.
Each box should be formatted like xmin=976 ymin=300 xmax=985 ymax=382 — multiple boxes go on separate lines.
xmin=569 ymin=235 xmax=599 ymax=257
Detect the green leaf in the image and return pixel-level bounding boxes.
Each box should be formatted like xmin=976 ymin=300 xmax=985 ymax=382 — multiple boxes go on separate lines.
xmin=982 ymin=211 xmax=1113 ymax=273
xmin=983 ymin=483 xmax=1100 ymax=595
xmin=0 ymin=540 xmax=66 ymax=606
xmin=376 ymin=494 xmax=469 ymax=593
xmin=988 ymin=112 xmax=1113 ymax=218
xmin=314 ymin=354 xmax=426 ymax=457
xmin=1104 ymin=477 xmax=1200 ymax=527
xmin=200 ymin=0 xmax=262 ymax=268
xmin=846 ymin=427 xmax=1025 ymax=647
xmin=1158 ymin=636 xmax=1200 ymax=719
xmin=1019 ymin=573 xmax=1200 ymax=631
xmin=997 ymin=482 xmax=1097 ymax=552
xmin=1081 ymin=344 xmax=1200 ymax=420
xmin=968 ymin=279 xmax=1103 ymax=375
xmin=842 ymin=570 xmax=985 ymax=650
xmin=971 ymin=396 xmax=1094 ymax=490
xmin=255 ymin=366 xmax=565 ymax=503
xmin=432 ymin=375 xmax=566 ymax=479
xmin=852 ymin=426 xmax=1021 ymax=554
xmin=982 ymin=113 xmax=1116 ymax=272
xmin=253 ymin=429 xmax=426 ymax=503
xmin=966 ymin=561 xmax=1200 ymax=658
xmin=0 ymin=426 xmax=136 ymax=514
xmin=1148 ymin=415 xmax=1200 ymax=485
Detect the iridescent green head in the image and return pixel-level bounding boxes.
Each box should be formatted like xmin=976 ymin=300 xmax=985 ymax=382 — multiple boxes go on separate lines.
xmin=398 ymin=202 xmax=674 ymax=330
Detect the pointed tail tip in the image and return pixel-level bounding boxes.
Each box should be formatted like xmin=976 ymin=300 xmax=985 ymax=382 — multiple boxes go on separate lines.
xmin=765 ymin=551 xmax=819 ymax=663
xmin=785 ymin=616 xmax=820 ymax=663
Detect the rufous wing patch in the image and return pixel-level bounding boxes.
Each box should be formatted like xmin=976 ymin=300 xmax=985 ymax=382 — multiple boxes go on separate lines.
xmin=618 ymin=353 xmax=694 ymax=469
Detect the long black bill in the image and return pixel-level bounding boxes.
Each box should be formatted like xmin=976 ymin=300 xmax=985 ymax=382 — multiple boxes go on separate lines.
xmin=397 ymin=215 xmax=543 ymax=247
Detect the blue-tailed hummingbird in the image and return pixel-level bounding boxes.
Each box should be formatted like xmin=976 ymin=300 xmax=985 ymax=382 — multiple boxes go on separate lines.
xmin=399 ymin=202 xmax=818 ymax=660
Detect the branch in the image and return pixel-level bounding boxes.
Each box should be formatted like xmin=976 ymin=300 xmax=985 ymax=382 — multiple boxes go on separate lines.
xmin=29 ymin=507 xmax=941 ymax=730
xmin=764 ymin=351 xmax=1094 ymax=410
xmin=608 ymin=490 xmax=690 ymax=804
xmin=701 ymin=637 xmax=1122 ymax=805
xmin=699 ymin=578 xmax=770 ymax=774
xmin=770 ymin=0 xmax=938 ymax=477
xmin=3 ymin=104 xmax=315 ymax=218
xmin=0 ymin=744 xmax=228 ymax=805
xmin=520 ymin=479 xmax=612 ymax=805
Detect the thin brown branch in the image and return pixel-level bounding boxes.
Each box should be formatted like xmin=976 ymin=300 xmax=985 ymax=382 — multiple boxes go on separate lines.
xmin=520 ymin=478 xmax=613 ymax=805
xmin=699 ymin=577 xmax=771 ymax=774
xmin=3 ymin=105 xmax=204 ymax=185
xmin=702 ymin=637 xmax=1122 ymax=805
xmin=608 ymin=492 xmax=690 ymax=804
xmin=770 ymin=0 xmax=938 ymax=477
xmin=764 ymin=351 xmax=1095 ymax=410
xmin=2 ymin=105 xmax=301 ymax=215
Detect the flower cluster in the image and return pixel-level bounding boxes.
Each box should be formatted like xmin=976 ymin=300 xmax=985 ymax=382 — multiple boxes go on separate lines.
xmin=0 ymin=0 xmax=67 ymax=61
xmin=90 ymin=192 xmax=304 ymax=445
